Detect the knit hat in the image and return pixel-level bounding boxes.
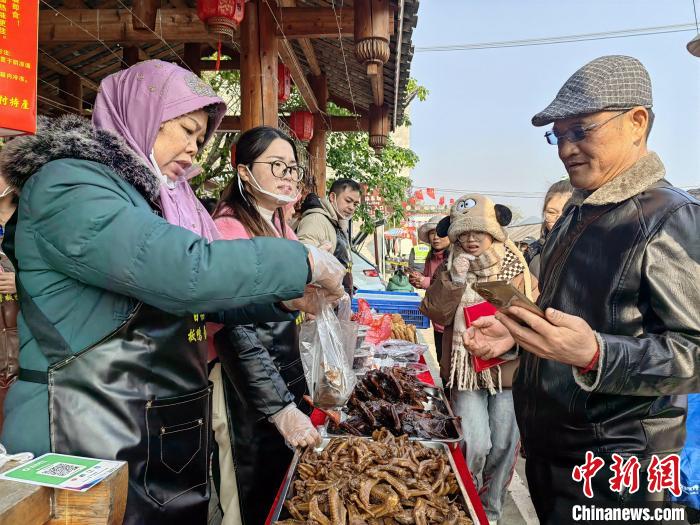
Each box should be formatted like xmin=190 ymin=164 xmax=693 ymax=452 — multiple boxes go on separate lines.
xmin=435 ymin=194 xmax=512 ymax=243
xmin=418 ymin=214 xmax=446 ymax=244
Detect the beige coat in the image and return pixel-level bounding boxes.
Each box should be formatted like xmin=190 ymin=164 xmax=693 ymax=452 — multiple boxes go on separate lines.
xmin=296 ymin=197 xmax=348 ymax=251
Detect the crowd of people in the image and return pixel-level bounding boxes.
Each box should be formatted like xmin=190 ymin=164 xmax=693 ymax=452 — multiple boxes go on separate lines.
xmin=0 ymin=52 xmax=697 ymax=525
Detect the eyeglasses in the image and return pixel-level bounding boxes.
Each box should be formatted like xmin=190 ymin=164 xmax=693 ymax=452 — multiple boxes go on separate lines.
xmin=251 ymin=160 xmax=305 ymax=182
xmin=544 ymin=109 xmax=631 ymax=146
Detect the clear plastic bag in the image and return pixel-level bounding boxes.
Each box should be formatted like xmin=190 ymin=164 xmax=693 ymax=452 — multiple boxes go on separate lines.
xmin=337 ymin=293 xmax=352 ymax=322
xmin=299 ymin=290 xmax=356 ymax=408
xmin=373 ymin=339 xmax=428 ymax=363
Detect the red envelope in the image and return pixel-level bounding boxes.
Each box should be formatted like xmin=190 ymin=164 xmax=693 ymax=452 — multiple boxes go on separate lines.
xmin=464 ymin=301 xmax=505 ymax=372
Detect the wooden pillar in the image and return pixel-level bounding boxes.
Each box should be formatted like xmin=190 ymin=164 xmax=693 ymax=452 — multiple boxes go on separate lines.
xmin=183 ymin=43 xmax=202 ymax=76
xmin=132 ymin=0 xmax=159 ymax=31
xmin=240 ymin=0 xmax=278 ymax=131
xmin=369 ymin=103 xmax=389 ymax=155
xmin=309 ymin=73 xmax=328 ymax=195
xmin=59 ymin=73 xmax=83 ymax=114
xmin=122 ymin=46 xmax=140 ymax=68
xmin=354 ymin=0 xmax=390 ymax=107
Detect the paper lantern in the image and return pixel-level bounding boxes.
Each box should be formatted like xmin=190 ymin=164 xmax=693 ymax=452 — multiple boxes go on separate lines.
xmin=197 ymin=0 xmax=245 ymax=40
xmin=278 ymin=63 xmax=291 ymax=102
xmin=289 ymin=111 xmax=314 ymax=142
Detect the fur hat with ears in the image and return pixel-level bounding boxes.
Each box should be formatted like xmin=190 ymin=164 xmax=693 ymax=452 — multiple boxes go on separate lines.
xmin=436 ymin=194 xmax=512 ymax=243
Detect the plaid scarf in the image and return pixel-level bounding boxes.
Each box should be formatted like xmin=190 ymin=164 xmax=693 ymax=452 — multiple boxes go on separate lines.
xmin=449 ymin=242 xmax=526 ymax=393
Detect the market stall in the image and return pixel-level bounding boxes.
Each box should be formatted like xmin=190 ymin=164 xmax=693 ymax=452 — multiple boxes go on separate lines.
xmin=264 ymin=292 xmax=489 ymax=525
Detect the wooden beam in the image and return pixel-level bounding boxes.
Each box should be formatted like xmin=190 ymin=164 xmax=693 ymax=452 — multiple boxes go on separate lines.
xmin=122 ymin=46 xmax=140 ymax=67
xmin=278 ymin=39 xmax=319 ymax=114
xmin=199 ymin=57 xmax=240 ymax=71
xmin=367 ymin=62 xmax=384 ymax=106
xmin=39 ymin=50 xmax=100 ymax=92
xmin=39 ymin=8 xmax=213 ymax=44
xmin=183 ymin=43 xmax=202 ymax=75
xmin=218 ymin=116 xmax=242 ymax=132
xmin=326 ymin=115 xmax=369 ymax=132
xmin=240 ymin=0 xmax=278 ymax=130
xmin=309 ymin=73 xmax=328 ymax=194
xmin=216 ymin=115 xmax=367 ymax=133
xmin=274 ymin=7 xmax=353 ymax=39
xmin=59 ymin=72 xmax=83 ymax=113
xmin=328 ymin=93 xmax=367 ymax=117
xmin=298 ymin=39 xmax=321 ymax=76
xmin=277 ymin=0 xmax=322 ymax=76
xmin=132 ymin=0 xmax=159 ymax=31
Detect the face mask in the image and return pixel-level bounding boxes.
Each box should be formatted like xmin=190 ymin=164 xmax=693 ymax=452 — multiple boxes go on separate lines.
xmin=243 ymin=166 xmax=299 ymax=205
xmin=0 ymin=186 xmax=13 ymax=199
xmin=330 ymin=194 xmax=352 ymax=220
xmin=150 ymin=151 xmax=176 ymax=189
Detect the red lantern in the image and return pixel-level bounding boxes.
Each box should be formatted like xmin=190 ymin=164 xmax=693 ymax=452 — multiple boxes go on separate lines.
xmin=289 ymin=111 xmax=314 ymax=142
xmin=197 ymin=0 xmax=245 ymax=40
xmin=278 ymin=63 xmax=292 ymax=102
xmin=414 ymin=190 xmax=424 ymax=201
xmin=408 ymin=197 xmax=417 ymax=206
xmin=449 ymin=198 xmax=455 ymax=206
xmin=426 ymin=188 xmax=435 ymax=200
xmin=439 ymin=196 xmax=445 ymax=206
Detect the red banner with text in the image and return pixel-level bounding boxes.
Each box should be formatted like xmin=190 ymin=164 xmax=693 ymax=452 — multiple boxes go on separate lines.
xmin=0 ymin=0 xmax=38 ymax=136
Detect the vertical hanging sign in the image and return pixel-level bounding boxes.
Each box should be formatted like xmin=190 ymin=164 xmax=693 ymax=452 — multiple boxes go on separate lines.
xmin=0 ymin=0 xmax=38 ymax=136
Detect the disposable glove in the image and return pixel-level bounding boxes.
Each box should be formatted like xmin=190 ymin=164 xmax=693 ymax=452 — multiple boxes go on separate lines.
xmin=283 ymin=285 xmax=335 ymax=315
xmin=304 ymin=243 xmax=345 ymax=297
xmin=269 ymin=403 xmax=322 ymax=448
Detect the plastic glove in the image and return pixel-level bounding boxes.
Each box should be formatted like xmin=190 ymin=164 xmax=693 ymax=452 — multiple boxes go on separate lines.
xmin=269 ymin=403 xmax=321 ymax=448
xmin=0 ymin=444 xmax=34 ymax=469
xmin=304 ymin=244 xmax=345 ymax=297
xmin=450 ymin=247 xmax=473 ymax=285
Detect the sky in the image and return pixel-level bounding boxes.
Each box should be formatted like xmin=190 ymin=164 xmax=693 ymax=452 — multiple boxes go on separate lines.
xmin=407 ymin=0 xmax=700 ymax=220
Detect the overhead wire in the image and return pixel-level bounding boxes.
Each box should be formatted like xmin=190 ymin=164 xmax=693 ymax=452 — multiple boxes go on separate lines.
xmin=115 ymin=0 xmax=194 ymax=74
xmin=39 ymin=0 xmax=130 ymax=69
xmin=38 ymin=77 xmax=94 ymax=109
xmin=330 ymin=0 xmax=363 ymax=133
xmin=415 ymin=23 xmax=698 ymax=53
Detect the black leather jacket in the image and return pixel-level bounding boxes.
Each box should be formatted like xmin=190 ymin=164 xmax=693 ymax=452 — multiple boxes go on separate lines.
xmin=514 ymin=153 xmax=700 ymax=461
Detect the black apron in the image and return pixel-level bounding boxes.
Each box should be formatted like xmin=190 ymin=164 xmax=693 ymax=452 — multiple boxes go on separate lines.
xmin=18 ymin=282 xmax=212 ymax=525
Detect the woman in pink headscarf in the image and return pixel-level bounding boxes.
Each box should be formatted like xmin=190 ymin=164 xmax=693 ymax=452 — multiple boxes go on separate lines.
xmin=0 ymin=60 xmax=345 ymax=525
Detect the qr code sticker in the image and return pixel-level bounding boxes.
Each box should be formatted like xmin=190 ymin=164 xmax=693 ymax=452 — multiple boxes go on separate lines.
xmin=37 ymin=462 xmax=82 ymax=478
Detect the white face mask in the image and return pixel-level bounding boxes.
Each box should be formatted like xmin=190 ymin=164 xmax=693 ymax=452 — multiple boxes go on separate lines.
xmin=0 ymin=186 xmax=14 ymax=199
xmin=150 ymin=151 xmax=176 ymax=189
xmin=243 ymin=166 xmax=299 ymax=205
xmin=330 ymin=194 xmax=352 ymax=220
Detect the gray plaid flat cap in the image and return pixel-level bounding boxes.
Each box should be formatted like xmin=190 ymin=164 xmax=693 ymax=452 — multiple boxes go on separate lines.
xmin=532 ymin=55 xmax=653 ymax=127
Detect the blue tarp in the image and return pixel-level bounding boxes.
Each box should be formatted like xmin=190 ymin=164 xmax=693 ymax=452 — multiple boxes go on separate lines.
xmin=673 ymin=394 xmax=700 ymax=509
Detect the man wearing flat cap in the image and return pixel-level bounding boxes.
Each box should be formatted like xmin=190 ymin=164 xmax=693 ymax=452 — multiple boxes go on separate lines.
xmin=465 ymin=55 xmax=700 ymax=521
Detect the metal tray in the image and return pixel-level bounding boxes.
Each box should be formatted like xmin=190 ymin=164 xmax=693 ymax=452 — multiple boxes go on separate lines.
xmin=321 ymin=386 xmax=463 ymax=443
xmin=269 ymin=437 xmax=478 ymax=524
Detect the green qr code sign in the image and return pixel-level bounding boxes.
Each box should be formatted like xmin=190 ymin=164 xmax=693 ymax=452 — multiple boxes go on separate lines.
xmin=4 ymin=454 xmax=99 ymax=485
xmin=0 ymin=453 xmax=123 ymax=491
